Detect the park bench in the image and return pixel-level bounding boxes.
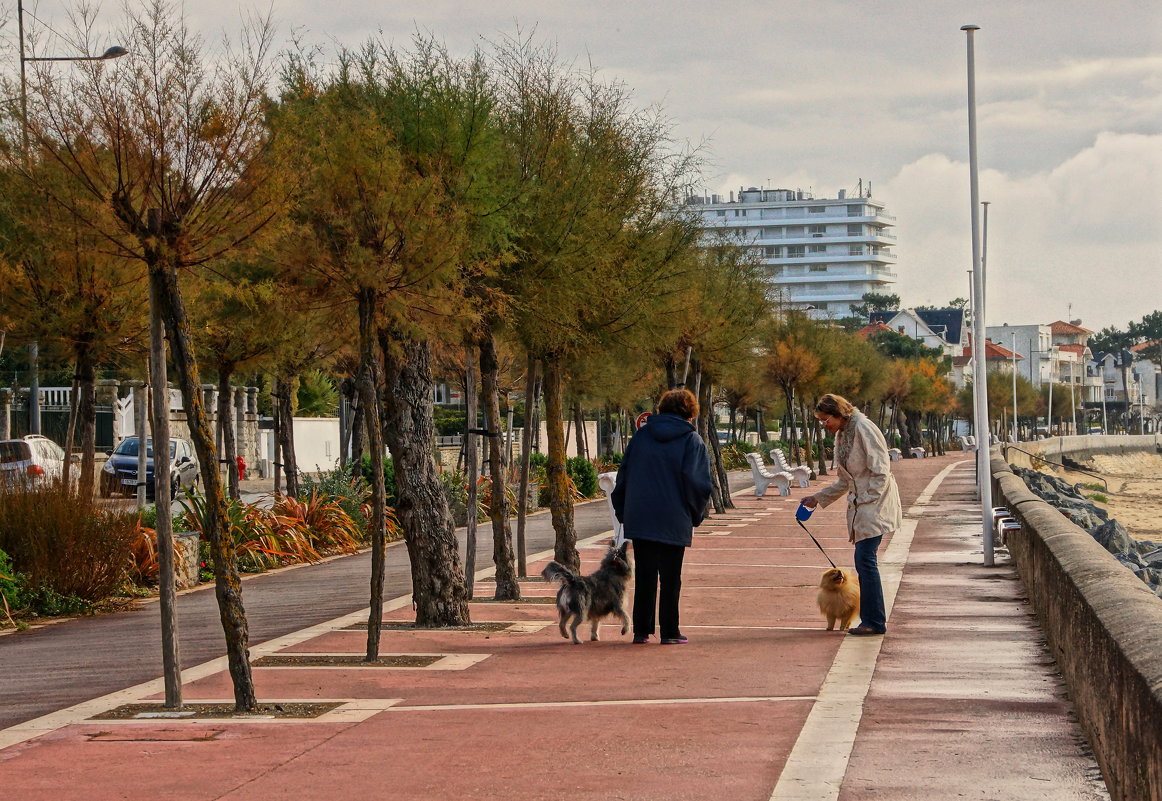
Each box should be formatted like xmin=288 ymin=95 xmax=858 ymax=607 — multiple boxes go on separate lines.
xmin=888 ymin=447 xmax=902 ymax=462
xmin=744 ymin=452 xmax=792 ymax=497
xmin=769 ymin=448 xmax=811 ymax=488
xmin=961 ymin=435 xmax=977 ymax=452
xmin=910 ymin=447 xmax=926 ymax=459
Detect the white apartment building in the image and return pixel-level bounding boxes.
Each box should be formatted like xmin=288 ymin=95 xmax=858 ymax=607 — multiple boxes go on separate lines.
xmin=689 ymin=185 xmax=897 ymax=317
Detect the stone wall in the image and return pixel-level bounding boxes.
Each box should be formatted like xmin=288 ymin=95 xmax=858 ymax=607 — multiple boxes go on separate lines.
xmin=990 ymin=453 xmax=1162 ymax=801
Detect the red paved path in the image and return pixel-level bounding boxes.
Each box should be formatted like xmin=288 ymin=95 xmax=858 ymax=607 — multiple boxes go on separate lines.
xmin=0 ymin=454 xmax=1108 ymax=800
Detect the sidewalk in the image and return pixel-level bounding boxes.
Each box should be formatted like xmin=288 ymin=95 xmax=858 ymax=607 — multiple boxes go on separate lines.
xmin=0 ymin=454 xmax=1108 ymax=800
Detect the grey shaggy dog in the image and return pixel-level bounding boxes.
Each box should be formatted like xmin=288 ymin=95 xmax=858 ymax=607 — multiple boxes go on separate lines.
xmin=541 ymin=541 xmax=632 ymax=644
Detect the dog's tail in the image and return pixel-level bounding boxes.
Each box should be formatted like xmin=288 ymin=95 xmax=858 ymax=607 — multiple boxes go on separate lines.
xmin=540 ymin=561 xmax=578 ymax=587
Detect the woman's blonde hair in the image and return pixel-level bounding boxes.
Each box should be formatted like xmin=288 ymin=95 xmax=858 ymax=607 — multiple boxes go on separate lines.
xmin=816 ymin=393 xmax=855 ymax=420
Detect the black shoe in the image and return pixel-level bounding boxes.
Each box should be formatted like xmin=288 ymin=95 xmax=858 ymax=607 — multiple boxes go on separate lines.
xmin=632 ymin=635 xmax=651 ymax=644
xmin=660 ymin=636 xmax=688 ymax=644
xmin=847 ymin=625 xmax=885 ymax=637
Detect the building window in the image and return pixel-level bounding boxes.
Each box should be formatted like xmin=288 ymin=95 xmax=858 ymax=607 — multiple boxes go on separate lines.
xmin=847 ymin=205 xmax=864 ymax=217
xmin=787 ymin=246 xmax=805 ymax=258
xmin=734 ymin=209 xmax=748 ymax=217
xmin=849 ymin=245 xmax=864 ymax=256
xmin=847 ymin=224 xmax=862 ymax=236
xmin=809 ymin=264 xmax=827 ymax=273
xmin=808 ymin=206 xmax=825 ymax=213
xmin=716 ymin=210 xmax=726 ymax=217
xmin=765 ymin=246 xmax=781 ymax=257
xmin=809 ymin=244 xmax=826 ymax=254
xmin=809 ymin=224 xmax=825 ymax=237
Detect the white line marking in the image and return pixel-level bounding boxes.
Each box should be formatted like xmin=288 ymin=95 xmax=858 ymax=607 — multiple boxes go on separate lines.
xmin=768 ymin=460 xmax=967 ymax=801
xmin=386 ymin=695 xmax=816 ymax=713
xmin=0 ymin=535 xmax=588 ymax=750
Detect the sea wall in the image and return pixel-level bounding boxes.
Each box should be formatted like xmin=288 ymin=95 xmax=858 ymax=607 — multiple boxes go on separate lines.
xmin=991 ymin=452 xmax=1162 ymax=801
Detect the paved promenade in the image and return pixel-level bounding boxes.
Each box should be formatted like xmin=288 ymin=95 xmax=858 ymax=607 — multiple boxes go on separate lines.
xmin=0 ymin=454 xmax=1109 ymax=800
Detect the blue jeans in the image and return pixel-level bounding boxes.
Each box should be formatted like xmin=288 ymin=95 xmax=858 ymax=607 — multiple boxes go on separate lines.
xmin=854 ymin=535 xmax=886 ymax=631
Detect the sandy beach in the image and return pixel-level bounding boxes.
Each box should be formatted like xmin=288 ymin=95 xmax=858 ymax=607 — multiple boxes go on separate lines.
xmin=1054 ymin=451 xmax=1162 ymax=543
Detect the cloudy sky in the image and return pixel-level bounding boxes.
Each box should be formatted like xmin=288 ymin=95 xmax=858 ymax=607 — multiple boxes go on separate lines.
xmin=13 ymin=0 xmax=1162 ymax=333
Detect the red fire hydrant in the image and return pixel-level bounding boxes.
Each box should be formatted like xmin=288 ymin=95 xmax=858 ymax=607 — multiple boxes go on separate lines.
xmin=236 ymin=455 xmax=247 ymax=481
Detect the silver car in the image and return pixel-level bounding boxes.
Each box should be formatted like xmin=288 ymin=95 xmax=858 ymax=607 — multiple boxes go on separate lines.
xmin=0 ymin=435 xmax=68 ymax=490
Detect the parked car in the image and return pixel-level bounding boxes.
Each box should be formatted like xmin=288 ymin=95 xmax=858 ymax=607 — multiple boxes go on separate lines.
xmin=100 ymin=437 xmax=199 ymax=500
xmin=0 ymin=435 xmax=68 ymax=490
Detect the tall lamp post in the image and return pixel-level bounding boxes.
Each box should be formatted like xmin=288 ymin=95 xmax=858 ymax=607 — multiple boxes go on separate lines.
xmin=962 ymin=24 xmax=994 ymax=565
xmin=1011 ymin=332 xmax=1018 ymax=442
xmin=17 ymin=0 xmax=126 ymax=434
xmin=1047 ymin=346 xmax=1057 ymax=435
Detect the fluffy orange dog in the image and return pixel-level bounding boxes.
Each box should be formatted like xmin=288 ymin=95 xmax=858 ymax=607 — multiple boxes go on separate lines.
xmin=817 ymin=568 xmax=859 ymax=631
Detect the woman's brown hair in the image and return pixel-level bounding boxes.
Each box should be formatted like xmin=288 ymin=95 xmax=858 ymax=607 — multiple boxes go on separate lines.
xmin=657 ymin=388 xmax=699 ymax=420
xmin=815 ymin=393 xmax=855 ymax=420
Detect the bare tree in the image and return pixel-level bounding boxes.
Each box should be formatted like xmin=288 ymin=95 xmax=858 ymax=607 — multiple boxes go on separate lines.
xmin=8 ymin=1 xmax=287 ymax=711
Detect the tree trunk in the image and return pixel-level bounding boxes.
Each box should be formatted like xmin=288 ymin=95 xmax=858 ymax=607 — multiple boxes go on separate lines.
xmin=782 ymin=388 xmax=800 ymax=463
xmin=151 ymin=253 xmax=255 ymax=712
xmin=350 ymin=389 xmax=365 ymax=475
xmin=480 ymin=332 xmax=519 ymax=601
xmin=573 ymin=402 xmax=587 ymax=461
xmin=148 ymin=277 xmax=181 ymax=710
xmin=699 ymin=378 xmax=725 ymax=514
xmin=706 ymin=405 xmax=733 ymax=509
xmin=271 ymin=392 xmax=282 ymax=495
xmin=756 ymin=407 xmax=769 ymax=443
xmin=216 ymin=371 xmax=240 ymax=500
xmin=515 ymin=354 xmax=537 ymax=577
xmin=276 ymin=375 xmax=300 ymax=498
xmin=542 ymin=356 xmax=578 ymax=571
xmin=464 ymin=345 xmax=479 ymax=599
xmin=380 ymin=334 xmax=470 ymax=626
xmin=356 ymin=289 xmax=389 ymax=660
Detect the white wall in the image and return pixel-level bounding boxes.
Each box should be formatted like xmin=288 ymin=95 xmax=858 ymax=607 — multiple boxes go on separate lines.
xmin=259 ymin=417 xmax=340 ymax=477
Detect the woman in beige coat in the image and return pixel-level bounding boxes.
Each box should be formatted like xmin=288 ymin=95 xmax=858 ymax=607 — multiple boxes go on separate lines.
xmin=801 ymin=393 xmax=903 ymax=636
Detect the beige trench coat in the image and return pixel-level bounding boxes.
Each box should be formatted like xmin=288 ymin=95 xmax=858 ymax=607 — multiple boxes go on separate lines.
xmin=813 ymin=411 xmax=903 ymax=543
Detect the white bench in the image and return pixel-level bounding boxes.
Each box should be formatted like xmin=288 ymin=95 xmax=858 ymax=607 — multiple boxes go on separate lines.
xmin=888 ymin=448 xmax=902 ymax=462
xmin=961 ymin=435 xmax=977 ymax=452
xmin=597 ymin=471 xmax=625 ymax=547
xmin=910 ymin=447 xmax=926 ymax=459
xmin=744 ymin=452 xmax=791 ymax=497
xmin=769 ymin=448 xmax=811 ymax=488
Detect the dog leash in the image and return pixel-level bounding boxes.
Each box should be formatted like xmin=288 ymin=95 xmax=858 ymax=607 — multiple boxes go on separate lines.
xmin=795 ymin=503 xmax=838 ymax=569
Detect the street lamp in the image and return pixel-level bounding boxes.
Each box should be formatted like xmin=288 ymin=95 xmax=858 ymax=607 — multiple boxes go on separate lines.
xmin=16 ymin=0 xmax=126 ymax=434
xmin=962 ymin=23 xmax=994 ymax=565
xmin=1047 ymin=346 xmax=1057 ymax=435
xmin=1011 ymin=331 xmax=1018 ymax=441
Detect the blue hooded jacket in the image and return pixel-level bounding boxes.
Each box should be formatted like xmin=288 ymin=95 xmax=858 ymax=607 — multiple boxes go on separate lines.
xmin=610 ymin=413 xmax=713 ymax=547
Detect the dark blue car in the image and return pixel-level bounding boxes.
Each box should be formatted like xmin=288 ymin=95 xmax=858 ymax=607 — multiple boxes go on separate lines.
xmin=99 ymin=437 xmax=199 ymax=500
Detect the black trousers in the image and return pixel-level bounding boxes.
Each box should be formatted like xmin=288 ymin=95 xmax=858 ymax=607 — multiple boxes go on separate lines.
xmin=631 ymin=538 xmax=686 ymax=639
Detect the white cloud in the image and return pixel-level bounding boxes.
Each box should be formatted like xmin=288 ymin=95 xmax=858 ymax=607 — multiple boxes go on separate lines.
xmin=881 ymin=132 xmax=1162 ymax=329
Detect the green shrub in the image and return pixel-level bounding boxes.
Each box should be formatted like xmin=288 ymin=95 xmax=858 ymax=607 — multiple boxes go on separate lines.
xmin=609 ymin=452 xmax=623 ymax=467
xmin=1 ymin=547 xmax=25 ymax=614
xmin=720 ymin=441 xmax=756 ymax=470
xmin=1078 ymin=481 xmax=1104 ymax=492
xmin=433 ymin=407 xmax=468 ymax=437
xmin=528 ymin=452 xmax=548 ymax=470
xmin=0 ymin=485 xmax=138 ymax=606
xmin=566 ymin=456 xmax=599 ymax=498
xmin=359 ymin=453 xmax=397 ymax=508
xmin=1087 ymin=493 xmax=1109 ymax=504
xmin=440 ymin=469 xmax=471 ymax=527
xmin=300 ymin=463 xmax=371 ymax=536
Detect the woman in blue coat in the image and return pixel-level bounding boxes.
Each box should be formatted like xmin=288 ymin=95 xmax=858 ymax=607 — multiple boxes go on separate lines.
xmin=611 ymin=389 xmax=713 ymax=644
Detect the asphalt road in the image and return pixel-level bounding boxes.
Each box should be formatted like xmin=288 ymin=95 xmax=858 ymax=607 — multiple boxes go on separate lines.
xmin=0 ymin=471 xmax=752 ymax=730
